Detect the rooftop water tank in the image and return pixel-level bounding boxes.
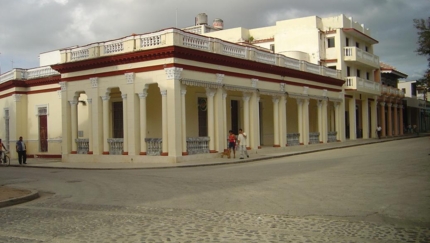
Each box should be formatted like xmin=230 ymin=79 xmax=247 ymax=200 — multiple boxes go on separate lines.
xmin=213 ymin=18 xmax=224 ymax=30
xmin=195 ymin=13 xmax=208 ymax=25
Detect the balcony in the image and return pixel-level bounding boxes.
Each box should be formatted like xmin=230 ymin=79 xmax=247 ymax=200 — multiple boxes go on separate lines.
xmin=381 ymin=85 xmax=405 ymax=98
xmin=0 ymin=66 xmax=59 ymax=84
xmin=58 ymin=28 xmax=342 ymax=80
xmin=344 ymin=77 xmax=381 ymax=95
xmin=344 ymin=47 xmax=379 ymax=69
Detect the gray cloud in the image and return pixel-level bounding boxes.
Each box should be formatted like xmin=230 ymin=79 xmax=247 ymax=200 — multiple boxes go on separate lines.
xmin=0 ymin=0 xmax=428 ymax=80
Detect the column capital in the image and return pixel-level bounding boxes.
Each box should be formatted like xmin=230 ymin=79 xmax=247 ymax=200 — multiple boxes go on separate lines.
xmin=165 ymin=67 xmax=183 ymax=80
xmin=121 ymin=94 xmax=127 ymax=100
xmin=296 ymin=98 xmax=303 ymax=105
xmin=304 ymin=98 xmax=310 ymax=106
xmin=222 ymin=91 xmax=227 ymax=99
xmin=160 ymin=90 xmax=167 ymax=97
xmin=242 ymin=92 xmax=251 ymax=101
xmin=272 ymin=97 xmax=279 ymax=103
xmin=380 ymin=102 xmax=386 ymax=106
xmin=280 ymin=83 xmax=286 ymax=92
xmin=251 ymin=78 xmax=259 ymax=88
xmin=181 ymin=89 xmax=187 ymax=96
xmin=387 ymin=103 xmax=392 ymax=107
xmin=87 ymin=98 xmax=93 ymax=104
xmin=138 ymin=90 xmax=148 ymax=99
xmin=206 ymin=88 xmax=216 ymax=97
xmin=12 ymin=94 xmax=23 ymax=102
xmin=101 ymin=95 xmax=109 ymax=101
xmin=393 ymin=104 xmax=398 ymax=108
xmin=69 ymin=99 xmax=78 ymax=105
xmin=59 ymin=81 xmax=67 ymax=91
xmin=317 ymin=100 xmax=322 ymax=107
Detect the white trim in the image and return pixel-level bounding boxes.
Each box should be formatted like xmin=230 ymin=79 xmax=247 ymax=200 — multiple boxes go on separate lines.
xmin=35 ymin=104 xmax=49 ymax=116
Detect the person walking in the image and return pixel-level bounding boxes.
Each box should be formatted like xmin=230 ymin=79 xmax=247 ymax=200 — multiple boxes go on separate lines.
xmin=237 ymin=128 xmax=249 ymax=159
xmin=0 ymin=139 xmax=8 ymax=163
xmin=16 ymin=136 xmax=27 ymax=165
xmin=228 ymin=130 xmax=236 ymax=159
xmin=376 ymin=124 xmax=382 ymax=139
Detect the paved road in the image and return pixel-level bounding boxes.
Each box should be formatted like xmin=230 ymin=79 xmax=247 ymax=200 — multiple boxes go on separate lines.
xmin=0 ymin=137 xmax=429 ymax=242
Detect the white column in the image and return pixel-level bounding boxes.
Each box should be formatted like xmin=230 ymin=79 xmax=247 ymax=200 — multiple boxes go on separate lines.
xmin=138 ymin=91 xmax=148 ymax=155
xmin=399 ymin=105 xmax=404 ymax=135
xmin=371 ymin=98 xmax=378 ymax=138
xmin=380 ymin=102 xmax=386 ymax=137
xmin=387 ymin=103 xmax=392 ymax=137
xmin=297 ymin=99 xmax=304 ymax=144
xmin=121 ymin=94 xmax=128 ymax=155
xmin=349 ymin=98 xmax=357 ymax=140
xmin=335 ymin=102 xmax=340 ymax=141
xmin=243 ymin=93 xmax=251 ymax=148
xmin=317 ymin=100 xmax=323 ymax=143
xmin=222 ymin=91 xmax=228 ymax=150
xmin=249 ymin=92 xmax=259 ymax=149
xmin=161 ymin=90 xmax=168 ymax=155
xmin=181 ymin=88 xmax=187 ymax=155
xmin=393 ymin=104 xmax=398 ymax=136
xmin=272 ymin=96 xmax=280 ymax=147
xmin=279 ymin=96 xmax=287 ymax=147
xmin=70 ymin=98 xmax=78 ymax=154
xmin=206 ymin=88 xmax=216 ymax=152
xmin=87 ymin=98 xmax=93 ymax=154
xmin=322 ymin=99 xmax=328 ymax=143
xmin=101 ymin=95 xmax=110 ymax=154
xmin=303 ymin=99 xmax=310 ymax=145
xmin=362 ymin=98 xmax=369 ymax=139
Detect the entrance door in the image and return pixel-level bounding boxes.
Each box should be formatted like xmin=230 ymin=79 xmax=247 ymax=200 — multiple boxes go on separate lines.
xmin=198 ymin=97 xmax=208 ymax=136
xmin=112 ymin=102 xmax=123 ymax=138
xmin=39 ymin=113 xmax=48 ymax=152
xmin=231 ymin=100 xmax=239 ymax=134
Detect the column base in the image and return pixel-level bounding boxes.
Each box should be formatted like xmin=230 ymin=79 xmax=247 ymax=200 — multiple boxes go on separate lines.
xmin=161 ymin=152 xmax=168 ymax=156
xmin=258 ymin=146 xmax=261 ymax=149
xmin=273 ymin=145 xmax=280 ymax=147
xmin=122 ymin=152 xmax=129 ymax=155
xmin=71 ymin=151 xmax=77 ymax=154
xmin=87 ymin=151 xmax=93 ymax=154
xmin=210 ymin=150 xmax=218 ymax=153
xmin=139 ymin=152 xmax=147 ymax=155
xmin=182 ymin=152 xmax=188 ymax=156
xmin=300 ymin=143 xmax=304 ymax=145
xmin=246 ymin=147 xmax=251 ymax=150
xmin=102 ymin=151 xmax=109 ymax=155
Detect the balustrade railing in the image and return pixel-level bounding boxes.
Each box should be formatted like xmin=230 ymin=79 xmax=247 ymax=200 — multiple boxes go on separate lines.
xmin=281 ymin=56 xmax=301 ymax=70
xmin=303 ymin=61 xmax=321 ymax=75
xmin=183 ymin=32 xmax=211 ymax=51
xmin=221 ymin=42 xmax=247 ymax=59
xmin=287 ymin=133 xmax=300 ymax=146
xmin=75 ymin=138 xmax=89 ymax=154
xmin=104 ymin=42 xmax=124 ymax=54
xmin=141 ymin=34 xmax=162 ymax=48
xmin=328 ymin=131 xmax=337 ymax=142
xmin=107 ymin=138 xmax=123 ymax=155
xmin=309 ymin=132 xmax=320 ymax=144
xmin=186 ymin=137 xmax=210 ymax=155
xmin=145 ymin=138 xmax=162 ymax=156
xmin=254 ymin=49 xmax=276 ymax=65
xmin=26 ymin=66 xmax=59 ymax=79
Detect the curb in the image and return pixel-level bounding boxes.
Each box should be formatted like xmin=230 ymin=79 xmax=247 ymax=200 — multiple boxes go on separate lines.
xmin=0 ymin=189 xmax=40 ymax=208
xmin=5 ymin=135 xmax=426 ymax=170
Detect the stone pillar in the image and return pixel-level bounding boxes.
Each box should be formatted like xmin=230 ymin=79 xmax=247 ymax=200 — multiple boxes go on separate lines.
xmin=400 ymin=105 xmax=404 ymax=135
xmin=279 ymin=96 xmax=287 ymax=147
xmin=393 ymin=104 xmax=398 ymax=136
xmin=272 ymin=96 xmax=280 ymax=147
xmin=297 ymin=99 xmax=304 ymax=144
xmin=138 ymin=91 xmax=148 ymax=155
xmin=122 ymin=94 xmax=128 ymax=155
xmin=243 ymin=93 xmax=251 ymax=149
xmin=322 ymin=99 xmax=328 ymax=143
xmin=349 ymin=98 xmax=357 ymax=140
xmin=160 ymin=90 xmax=168 ymax=155
xmin=101 ymin=94 xmax=110 ymax=154
xmin=387 ymin=103 xmax=392 ymax=137
xmin=206 ymin=88 xmax=216 ymax=153
xmin=70 ymin=98 xmax=78 ymax=154
xmin=249 ymin=92 xmax=260 ymax=149
xmin=214 ymin=74 xmax=225 ymax=153
xmin=303 ymin=99 xmax=310 ymax=145
xmin=87 ymin=98 xmax=93 ymax=154
xmin=380 ymin=102 xmax=386 ymax=137
xmin=317 ymin=100 xmax=323 ymax=143
xmin=181 ymin=88 xmax=187 ymax=155
xmin=335 ymin=102 xmax=340 ymax=141
xmin=362 ymin=98 xmax=369 ymax=139
xmin=222 ymin=91 xmax=228 ymax=150
xmin=370 ymin=98 xmax=378 ymax=138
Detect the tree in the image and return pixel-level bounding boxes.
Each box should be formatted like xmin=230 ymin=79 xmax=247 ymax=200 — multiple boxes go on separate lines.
xmin=414 ymin=17 xmax=430 ymax=86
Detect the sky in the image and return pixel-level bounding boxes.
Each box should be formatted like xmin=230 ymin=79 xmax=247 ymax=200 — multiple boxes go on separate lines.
xmin=0 ymin=0 xmax=429 ymax=81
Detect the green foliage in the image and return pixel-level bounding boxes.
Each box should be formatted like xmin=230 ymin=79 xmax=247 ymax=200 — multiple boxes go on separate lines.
xmin=414 ymin=18 xmax=430 ymax=86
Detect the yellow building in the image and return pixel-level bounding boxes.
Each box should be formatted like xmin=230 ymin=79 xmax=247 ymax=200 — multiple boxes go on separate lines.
xmin=0 ymin=27 xmax=345 ymax=163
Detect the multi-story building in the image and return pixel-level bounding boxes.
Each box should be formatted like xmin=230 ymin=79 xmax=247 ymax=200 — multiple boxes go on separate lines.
xmin=398 ymin=80 xmax=430 ymax=132
xmin=195 ymin=13 xmax=405 ymax=139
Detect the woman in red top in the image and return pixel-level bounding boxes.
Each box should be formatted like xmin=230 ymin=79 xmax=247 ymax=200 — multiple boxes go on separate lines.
xmin=228 ymin=130 xmax=236 ymax=158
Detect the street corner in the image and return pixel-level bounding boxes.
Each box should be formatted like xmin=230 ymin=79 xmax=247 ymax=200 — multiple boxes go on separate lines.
xmin=0 ymin=186 xmax=39 ymax=208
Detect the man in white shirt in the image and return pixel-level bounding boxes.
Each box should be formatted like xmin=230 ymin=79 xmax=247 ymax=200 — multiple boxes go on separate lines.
xmin=237 ymin=129 xmax=249 ymax=159
xmin=376 ymin=124 xmax=382 ymax=139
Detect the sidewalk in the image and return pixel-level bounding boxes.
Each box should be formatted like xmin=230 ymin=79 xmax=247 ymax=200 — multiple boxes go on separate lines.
xmin=2 ymin=134 xmax=426 ymax=170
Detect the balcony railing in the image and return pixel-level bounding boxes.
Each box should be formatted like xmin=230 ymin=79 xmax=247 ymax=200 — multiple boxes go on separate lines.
xmin=287 ymin=133 xmax=300 ymax=146
xmin=328 ymin=131 xmax=337 ymax=142
xmin=344 ymin=76 xmax=381 ymax=95
xmin=186 ymin=137 xmax=210 ymax=155
xmin=107 ymin=138 xmax=123 ymax=155
xmin=145 ymin=138 xmax=162 ymax=156
xmin=58 ymin=28 xmax=342 ymax=80
xmin=344 ymin=47 xmax=379 ymax=68
xmin=381 ymin=85 xmax=404 ymax=98
xmin=0 ymin=66 xmax=59 ymax=84
xmin=75 ymin=138 xmax=89 ymax=154
xmin=309 ymin=132 xmax=320 ymax=144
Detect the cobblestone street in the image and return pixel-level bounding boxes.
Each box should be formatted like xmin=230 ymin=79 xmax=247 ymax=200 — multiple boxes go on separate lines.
xmin=1 ymin=197 xmax=429 ymax=243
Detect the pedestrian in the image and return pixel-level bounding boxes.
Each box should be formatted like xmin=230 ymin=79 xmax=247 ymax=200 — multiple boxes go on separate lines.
xmin=0 ymin=139 xmax=8 ymax=163
xmin=228 ymin=130 xmax=236 ymax=159
xmin=16 ymin=136 xmax=27 ymax=165
xmin=376 ymin=124 xmax=382 ymax=139
xmin=237 ymin=128 xmax=249 ymax=159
